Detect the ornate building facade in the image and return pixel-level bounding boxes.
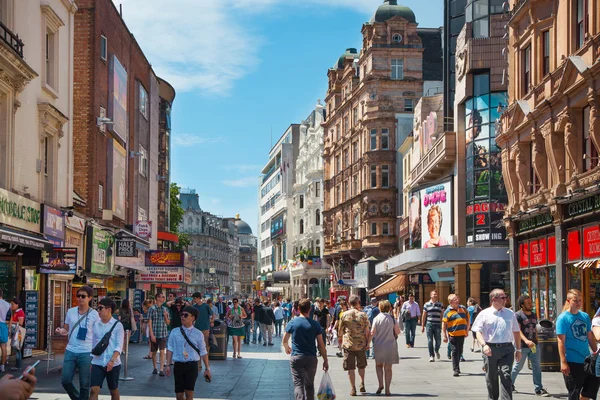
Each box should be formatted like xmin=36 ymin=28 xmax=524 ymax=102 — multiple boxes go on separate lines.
xmin=234 ymin=216 xmax=257 ymax=297
xmin=499 ymin=0 xmax=600 ymax=318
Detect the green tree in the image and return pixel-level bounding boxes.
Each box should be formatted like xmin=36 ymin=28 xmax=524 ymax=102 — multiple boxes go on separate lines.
xmin=169 ymin=183 xmax=190 ymax=250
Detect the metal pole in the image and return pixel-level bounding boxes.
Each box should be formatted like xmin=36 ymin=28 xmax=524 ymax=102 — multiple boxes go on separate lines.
xmin=119 ymin=331 xmax=134 ymax=381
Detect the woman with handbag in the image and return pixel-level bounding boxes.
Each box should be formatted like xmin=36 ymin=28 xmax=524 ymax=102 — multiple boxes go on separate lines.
xmin=9 ymin=297 xmax=25 ymax=372
xmin=370 ymin=300 xmax=400 ymax=396
xmin=226 ymin=298 xmax=247 ymax=359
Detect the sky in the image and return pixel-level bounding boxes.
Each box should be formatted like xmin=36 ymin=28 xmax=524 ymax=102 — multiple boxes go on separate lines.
xmin=114 ymin=0 xmax=443 ymax=232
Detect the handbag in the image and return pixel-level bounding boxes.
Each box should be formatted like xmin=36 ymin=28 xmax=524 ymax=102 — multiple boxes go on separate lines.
xmin=584 ymin=350 xmax=600 ymax=376
xmin=91 ymin=321 xmax=120 ymax=356
xmin=389 ymin=314 xmax=398 ymax=340
xmin=180 ymin=327 xmax=202 ymax=357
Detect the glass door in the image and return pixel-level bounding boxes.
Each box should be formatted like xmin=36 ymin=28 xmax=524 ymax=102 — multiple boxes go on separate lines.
xmin=52 ymin=281 xmax=66 ymax=333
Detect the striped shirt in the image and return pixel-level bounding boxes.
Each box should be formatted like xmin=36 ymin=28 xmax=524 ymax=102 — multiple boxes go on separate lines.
xmin=443 ymin=306 xmax=469 ymax=337
xmin=423 ymin=301 xmax=443 ymax=325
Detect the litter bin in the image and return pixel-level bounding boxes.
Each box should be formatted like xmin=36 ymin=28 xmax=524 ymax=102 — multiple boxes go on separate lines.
xmin=537 ymin=319 xmax=560 ymax=372
xmin=209 ymin=319 xmax=229 ymax=360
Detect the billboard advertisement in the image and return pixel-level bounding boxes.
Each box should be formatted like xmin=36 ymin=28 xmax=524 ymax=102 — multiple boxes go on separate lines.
xmin=43 ymin=205 xmax=65 ymax=242
xmin=85 ymin=225 xmax=114 ymax=276
xmin=40 ymin=248 xmax=77 ymax=274
xmin=109 ymin=55 xmax=128 ymax=142
xmin=271 ymin=214 xmax=285 ymax=239
xmin=145 ymin=250 xmax=185 ymax=267
xmin=135 ymin=266 xmax=188 ymax=283
xmin=411 ymin=180 xmax=453 ymax=249
xmin=112 ymin=140 xmax=126 ymax=220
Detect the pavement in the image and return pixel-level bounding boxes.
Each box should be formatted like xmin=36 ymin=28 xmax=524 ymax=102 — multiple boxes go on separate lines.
xmin=1 ymin=329 xmax=573 ymax=399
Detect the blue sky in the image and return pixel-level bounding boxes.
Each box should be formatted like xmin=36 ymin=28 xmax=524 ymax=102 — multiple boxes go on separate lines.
xmin=116 ymin=0 xmax=443 ymax=232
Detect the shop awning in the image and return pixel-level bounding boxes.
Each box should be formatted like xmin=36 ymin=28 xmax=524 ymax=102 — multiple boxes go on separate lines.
xmin=0 ymin=225 xmax=54 ymax=251
xmin=117 ymin=229 xmax=150 ymax=250
xmin=574 ymin=259 xmax=599 ymax=269
xmin=369 ymin=274 xmax=408 ymax=297
xmin=273 ymin=271 xmax=291 ymax=285
xmin=337 ymin=279 xmax=366 ymax=288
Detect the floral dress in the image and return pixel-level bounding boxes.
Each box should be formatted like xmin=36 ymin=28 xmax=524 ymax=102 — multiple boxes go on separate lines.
xmin=227 ymin=306 xmax=246 ymax=336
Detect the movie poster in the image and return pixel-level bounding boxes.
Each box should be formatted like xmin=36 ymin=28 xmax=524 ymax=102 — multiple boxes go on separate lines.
xmin=414 ymin=181 xmax=453 ymax=249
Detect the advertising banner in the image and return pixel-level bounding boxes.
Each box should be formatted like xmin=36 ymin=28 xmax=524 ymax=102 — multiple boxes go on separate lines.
xmin=43 ymin=205 xmax=65 ymax=241
xmin=85 ymin=225 xmax=114 ymax=276
xmin=134 ymin=220 xmax=152 ymax=239
xmin=271 ymin=214 xmax=285 ymax=239
xmin=0 ymin=188 xmax=41 ymax=233
xmin=112 ymin=140 xmax=127 ymax=220
xmin=109 ymin=55 xmax=128 ymax=142
xmin=411 ymin=180 xmax=453 ymax=249
xmin=145 ymin=250 xmax=184 ymax=267
xmin=116 ymin=239 xmax=136 ymax=257
xmin=135 ymin=266 xmax=187 ymax=283
xmin=40 ymin=248 xmax=77 ymax=274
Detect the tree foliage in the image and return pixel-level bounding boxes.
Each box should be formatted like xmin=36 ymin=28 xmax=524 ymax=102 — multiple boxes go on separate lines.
xmin=169 ymin=182 xmax=189 ymax=250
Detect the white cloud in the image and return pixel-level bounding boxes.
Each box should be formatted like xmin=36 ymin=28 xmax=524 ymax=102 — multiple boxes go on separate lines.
xmin=222 ymin=177 xmax=259 ymax=188
xmin=172 ymin=133 xmax=225 ymax=146
xmin=114 ymin=0 xmax=380 ymax=95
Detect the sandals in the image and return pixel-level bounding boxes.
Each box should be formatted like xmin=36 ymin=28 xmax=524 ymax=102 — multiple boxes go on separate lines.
xmin=359 ymin=383 xmax=366 ymax=393
xmin=143 ymin=355 xmax=152 ymax=359
xmin=350 ymin=387 xmax=357 ymax=396
xmin=232 ymin=353 xmax=236 ymax=359
xmin=376 ymin=387 xmax=384 ymax=395
xmin=237 ymin=355 xmax=242 ymax=359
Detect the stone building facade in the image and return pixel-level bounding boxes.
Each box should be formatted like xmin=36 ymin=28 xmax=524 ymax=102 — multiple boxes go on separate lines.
xmin=234 ymin=216 xmax=257 ymax=297
xmin=156 ymin=78 xmax=175 ymax=247
xmin=499 ymin=0 xmax=600 ymax=318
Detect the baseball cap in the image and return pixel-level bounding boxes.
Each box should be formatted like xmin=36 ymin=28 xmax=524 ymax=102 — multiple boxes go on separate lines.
xmin=370 ymin=297 xmax=377 ymax=303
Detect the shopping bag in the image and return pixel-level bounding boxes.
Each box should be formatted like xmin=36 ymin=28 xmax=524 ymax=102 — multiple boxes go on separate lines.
xmin=317 ymin=371 xmax=336 ymax=400
xmin=10 ymin=325 xmax=25 ymax=350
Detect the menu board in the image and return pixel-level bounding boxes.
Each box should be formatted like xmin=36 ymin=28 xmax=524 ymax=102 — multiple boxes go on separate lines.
xmin=133 ymin=289 xmax=143 ymax=312
xmin=23 ymin=291 xmax=38 ymax=358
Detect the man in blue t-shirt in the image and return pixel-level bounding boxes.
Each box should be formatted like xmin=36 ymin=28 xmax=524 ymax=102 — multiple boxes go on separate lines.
xmin=283 ymin=299 xmax=329 ymax=400
xmin=364 ymin=298 xmax=380 ymax=358
xmin=556 ymin=290 xmax=599 ymax=400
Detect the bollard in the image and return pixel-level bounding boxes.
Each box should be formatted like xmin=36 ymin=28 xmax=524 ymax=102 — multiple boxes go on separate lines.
xmin=119 ymin=331 xmax=135 ymax=381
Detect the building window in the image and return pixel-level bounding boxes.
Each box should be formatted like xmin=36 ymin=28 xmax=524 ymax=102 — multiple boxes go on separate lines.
xmin=344 ymin=180 xmax=349 ymax=201
xmin=391 ymin=59 xmax=404 ymax=80
xmin=336 ymin=220 xmax=342 ymax=243
xmin=45 ymin=30 xmax=56 ymax=90
xmin=139 ymin=145 xmax=148 ymax=178
xmin=353 ymin=213 xmax=360 ymax=239
xmin=139 ymin=83 xmax=149 ymax=120
xmin=583 ymin=106 xmax=598 ymax=171
xmin=382 ymin=165 xmax=389 ymax=188
xmin=344 ymin=149 xmax=349 ymax=168
xmin=381 ymin=128 xmax=389 ymax=150
xmin=371 ymin=165 xmax=377 ymax=188
xmin=336 ymin=185 xmax=341 ymax=205
xmin=352 ymin=142 xmax=358 ymax=162
xmin=100 ymin=34 xmax=107 ymax=61
xmin=344 ymin=115 xmax=349 ymax=135
xmin=523 ymin=45 xmax=531 ymax=94
xmin=336 ymin=155 xmax=341 ymax=174
xmin=353 ymin=175 xmax=358 ymax=196
xmin=469 ymin=0 xmax=490 ymax=38
xmin=315 ymin=181 xmax=320 ymax=197
xmin=299 ymin=219 xmax=304 ymax=234
xmin=99 ymin=183 xmax=103 ymax=210
xmin=542 ymin=30 xmax=550 ymax=76
xmin=382 ymin=222 xmax=389 ymax=235
xmin=529 ymin=142 xmax=540 ymax=194
xmin=371 ymin=223 xmax=377 ymax=236
xmin=336 ymin=123 xmax=340 ymax=141
xmin=576 ymin=0 xmax=587 ymax=50
xmin=404 ymin=99 xmax=413 ymax=112
xmin=353 ymin=106 xmax=359 ymax=126
xmin=315 ymin=210 xmax=321 ymax=226
xmin=370 ymin=129 xmax=377 ymax=150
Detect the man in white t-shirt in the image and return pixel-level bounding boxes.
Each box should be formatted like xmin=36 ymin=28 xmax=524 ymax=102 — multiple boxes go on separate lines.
xmin=55 ymin=285 xmax=100 ymax=400
xmin=0 ymin=288 xmax=11 ymax=373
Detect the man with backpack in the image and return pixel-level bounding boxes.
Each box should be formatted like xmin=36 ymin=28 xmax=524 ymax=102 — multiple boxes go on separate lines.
xmin=364 ymin=298 xmax=380 ymax=358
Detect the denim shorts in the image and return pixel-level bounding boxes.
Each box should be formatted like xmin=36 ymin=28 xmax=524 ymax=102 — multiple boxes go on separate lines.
xmin=0 ymin=323 xmax=8 ymax=344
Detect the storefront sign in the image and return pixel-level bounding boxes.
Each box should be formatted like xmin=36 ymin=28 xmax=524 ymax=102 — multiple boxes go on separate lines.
xmin=43 ymin=205 xmax=65 ymax=241
xmin=566 ymin=194 xmax=600 ymax=219
xmin=517 ymin=211 xmax=553 ymax=234
xmin=65 ymin=215 xmax=85 ymax=233
xmin=116 ymin=239 xmax=136 ymax=257
xmin=0 ymin=188 xmax=41 ymax=233
xmin=145 ymin=250 xmax=184 ymax=267
xmin=548 ymin=236 xmax=557 ymax=264
xmin=23 ymin=291 xmax=38 ymax=351
xmin=529 ymin=239 xmax=547 ymax=267
xmin=135 ymin=266 xmax=187 ymax=283
xmin=399 ymin=217 xmax=409 ymax=238
xmin=134 ymin=220 xmax=152 ymax=239
xmin=85 ymin=225 xmax=114 ymax=275
xmin=411 ymin=180 xmax=453 ymax=249
xmin=519 ymin=242 xmax=529 ymax=268
xmin=568 ymin=229 xmax=582 ymax=261
xmin=583 ymin=225 xmax=600 ymax=259
xmin=0 ymin=229 xmax=50 ymax=250
xmin=40 ymin=248 xmax=77 ymax=274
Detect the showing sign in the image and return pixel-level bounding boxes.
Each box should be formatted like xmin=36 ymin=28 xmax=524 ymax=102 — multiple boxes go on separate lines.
xmin=566 ymin=194 xmax=600 ymax=219
xmin=0 ymin=188 xmax=41 ymax=233
xmin=517 ymin=211 xmax=553 ymax=234
xmin=85 ymin=225 xmax=114 ymax=275
xmin=112 ymin=140 xmax=127 ymax=220
xmin=135 ymin=266 xmax=187 ymax=283
xmin=134 ymin=220 xmax=152 ymax=239
xmin=116 ymin=239 xmax=136 ymax=257
xmin=40 ymin=248 xmax=77 ymax=274
xmin=43 ymin=205 xmax=65 ymax=241
xmin=412 ymin=180 xmax=453 ymax=249
xmin=108 ymin=55 xmax=128 ymax=142
xmin=145 ymin=250 xmax=185 ymax=267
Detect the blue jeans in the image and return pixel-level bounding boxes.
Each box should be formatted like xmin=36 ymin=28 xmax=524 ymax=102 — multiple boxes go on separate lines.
xmin=404 ymin=318 xmax=417 ymax=346
xmin=511 ymin=346 xmax=543 ymax=391
xmin=252 ymin=320 xmax=263 ymax=342
xmin=426 ymin=323 xmax=442 ymax=357
xmin=244 ymin=320 xmax=251 ymax=343
xmin=275 ymin=319 xmax=283 ymax=336
xmin=61 ymin=350 xmax=92 ymax=400
xmin=11 ymin=346 xmax=21 ymax=368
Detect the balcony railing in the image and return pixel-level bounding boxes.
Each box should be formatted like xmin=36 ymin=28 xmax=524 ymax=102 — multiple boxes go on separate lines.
xmin=411 ymin=131 xmax=456 ymax=185
xmin=0 ymin=20 xmax=23 ymax=58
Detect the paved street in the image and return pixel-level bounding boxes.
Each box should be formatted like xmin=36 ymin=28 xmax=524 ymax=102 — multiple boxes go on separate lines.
xmin=4 ymin=329 xmax=573 ymax=400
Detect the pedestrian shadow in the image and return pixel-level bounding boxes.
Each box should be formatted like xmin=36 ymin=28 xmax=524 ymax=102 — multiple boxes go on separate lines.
xmin=380 ymin=394 xmax=438 ymax=397
xmin=399 ymin=356 xmax=420 ymax=360
xmin=460 ymin=372 xmax=485 ymax=377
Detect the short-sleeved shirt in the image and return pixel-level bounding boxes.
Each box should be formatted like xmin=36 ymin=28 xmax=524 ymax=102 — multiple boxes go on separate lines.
xmin=0 ymin=299 xmax=10 ymax=322
xmin=471 ymin=306 xmax=520 ymax=344
xmin=65 ymin=307 xmax=100 ymax=353
xmin=443 ymin=306 xmax=469 ymax=337
xmin=515 ymin=310 xmax=538 ymax=347
xmin=285 ymin=316 xmax=322 ymax=357
xmin=339 ymin=308 xmax=370 ymax=351
xmin=10 ymin=308 xmax=24 ymax=324
xmin=253 ymin=305 xmax=263 ymax=322
xmin=167 ymin=325 xmax=207 ymax=362
xmin=314 ymin=307 xmax=329 ymax=330
xmin=556 ymin=310 xmax=592 ymax=364
xmin=423 ymin=301 xmax=443 ymax=325
xmin=364 ymin=305 xmax=380 ymax=325
xmin=274 ymin=307 xmax=284 ymax=320
xmin=91 ymin=318 xmax=124 ymax=367
xmin=193 ymin=303 xmax=213 ymax=331
xmin=148 ymin=304 xmax=170 ymax=339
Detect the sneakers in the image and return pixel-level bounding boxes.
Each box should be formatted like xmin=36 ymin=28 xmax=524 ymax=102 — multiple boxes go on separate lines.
xmin=152 ymin=368 xmax=158 ymax=375
xmin=512 ymin=385 xmax=517 ymax=393
xmin=435 ymin=351 xmax=440 ymax=360
xmin=159 ymin=370 xmax=165 ymax=377
xmin=429 ymin=356 xmax=434 ymax=362
xmin=535 ymin=389 xmax=550 ymax=397
xmin=268 ymin=343 xmax=274 ymax=346
xmin=453 ymin=371 xmax=459 ymax=377
xmin=336 ymin=352 xmax=343 ymax=358
xmin=460 ymin=356 xmax=465 ymax=362
xmin=251 ymin=340 xmax=256 ymax=344
xmin=263 ymin=343 xmax=267 ymax=346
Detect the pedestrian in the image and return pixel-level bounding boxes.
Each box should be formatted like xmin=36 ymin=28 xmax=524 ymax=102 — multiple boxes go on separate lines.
xmin=364 ymin=298 xmax=380 ymax=359
xmin=167 ymin=297 xmax=185 ymax=330
xmin=55 ymin=285 xmax=100 ymax=400
xmin=167 ymin=293 xmax=176 ymax=303
xmin=333 ymin=299 xmax=349 ymax=358
xmin=260 ymin=300 xmax=275 ymax=346
xmin=284 ymin=298 xmax=293 ymax=325
xmin=338 ymin=295 xmax=370 ymax=396
xmin=117 ymin=299 xmax=137 ymax=343
xmin=0 ymin=365 xmax=36 ymax=399
xmin=442 ymin=294 xmax=469 ymax=377
xmin=226 ymin=298 xmax=246 ymax=359
xmin=89 ymin=298 xmax=124 ymax=400
xmin=401 ymin=294 xmax=421 ymax=348
xmin=510 ymin=295 xmax=550 ymax=396
xmin=242 ymin=301 xmax=252 ymax=344
xmin=165 ymin=306 xmax=211 ymax=400
xmin=467 ymin=297 xmax=482 ymax=352
xmin=422 ymin=290 xmax=443 ymax=362
xmin=214 ymin=296 xmax=227 ymax=320
xmin=557 ymin=289 xmax=599 ymax=400
xmin=251 ymin=298 xmax=263 ymax=344
xmin=313 ymin=298 xmax=330 ymax=345
xmin=7 ymin=298 xmax=24 ymax=372
xmin=471 ymin=289 xmax=522 ymax=400
xmin=292 ymin=300 xmax=301 ymax=319
xmin=191 ymin=292 xmax=212 ymax=355
xmin=0 ymin=288 xmax=9 ymax=373
xmin=273 ymin=301 xmax=285 ymax=337
xmin=142 ymin=299 xmax=154 ymax=359
xmin=148 ymin=292 xmax=171 ymax=376
xmin=370 ymin=300 xmax=400 ymax=396
xmin=283 ymin=298 xmax=329 ymax=400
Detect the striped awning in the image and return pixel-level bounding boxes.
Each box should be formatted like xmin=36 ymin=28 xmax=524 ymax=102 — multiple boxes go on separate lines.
xmin=369 ymin=274 xmax=408 ymax=297
xmin=574 ymin=259 xmax=600 ymax=269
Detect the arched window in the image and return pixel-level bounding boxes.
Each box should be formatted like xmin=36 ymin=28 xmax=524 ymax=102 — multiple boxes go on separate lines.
xmin=315 ymin=209 xmax=321 ymax=226
xmin=188 ymin=217 xmax=193 ymax=227
xmin=300 ymin=219 xmax=304 ymax=234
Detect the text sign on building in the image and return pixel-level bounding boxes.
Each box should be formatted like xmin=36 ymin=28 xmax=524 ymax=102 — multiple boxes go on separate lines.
xmin=116 ymin=239 xmax=136 ymax=257
xmin=134 ymin=220 xmax=152 ymax=239
xmin=40 ymin=248 xmax=77 ymax=274
xmin=145 ymin=250 xmax=184 ymax=267
xmin=0 ymin=188 xmax=41 ymax=233
xmin=85 ymin=225 xmax=114 ymax=276
xmin=43 ymin=205 xmax=65 ymax=241
xmin=517 ymin=212 xmax=553 ymax=234
xmin=410 ymin=180 xmax=453 ymax=249
xmin=135 ymin=266 xmax=186 ymax=283
xmin=566 ymin=194 xmax=600 ymax=219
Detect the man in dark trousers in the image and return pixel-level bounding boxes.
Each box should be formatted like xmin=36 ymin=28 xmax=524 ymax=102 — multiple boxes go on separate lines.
xmin=214 ymin=296 xmax=227 ymax=321
xmin=260 ymin=300 xmax=275 ymax=346
xmin=251 ymin=298 xmax=263 ymax=344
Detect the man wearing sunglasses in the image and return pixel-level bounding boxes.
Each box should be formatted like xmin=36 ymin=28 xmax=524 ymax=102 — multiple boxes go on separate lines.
xmin=55 ymin=285 xmax=100 ymax=400
xmin=165 ymin=306 xmax=211 ymax=400
xmin=471 ymin=289 xmax=521 ymax=400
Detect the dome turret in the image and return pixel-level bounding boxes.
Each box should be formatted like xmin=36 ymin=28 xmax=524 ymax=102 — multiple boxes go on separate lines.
xmin=235 ymin=214 xmax=253 ymax=235
xmin=334 ymin=48 xmax=359 ymax=69
xmin=369 ymin=0 xmax=416 ymax=24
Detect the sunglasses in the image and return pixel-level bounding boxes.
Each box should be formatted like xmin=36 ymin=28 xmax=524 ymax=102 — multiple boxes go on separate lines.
xmin=496 ymin=296 xmax=508 ymax=300
xmin=97 ymin=305 xmax=106 ymax=311
xmin=233 ymin=301 xmax=238 ymax=303
xmin=181 ymin=312 xmax=191 ymax=318
xmin=77 ymin=294 xmax=88 ymax=299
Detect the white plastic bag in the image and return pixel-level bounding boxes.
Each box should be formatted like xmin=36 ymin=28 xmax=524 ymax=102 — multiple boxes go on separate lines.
xmin=317 ymin=371 xmax=336 ymax=400
xmin=331 ymin=329 xmax=338 ymax=346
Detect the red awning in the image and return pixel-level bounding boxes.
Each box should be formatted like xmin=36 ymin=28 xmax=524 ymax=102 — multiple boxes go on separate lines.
xmin=158 ymin=231 xmax=179 ymax=243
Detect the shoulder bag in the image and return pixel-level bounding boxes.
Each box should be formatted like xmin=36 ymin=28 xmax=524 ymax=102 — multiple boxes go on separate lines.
xmin=180 ymin=327 xmax=202 ymax=357
xmin=68 ymin=309 xmax=90 ymax=341
xmin=91 ymin=321 xmax=121 ymax=356
xmin=584 ymin=349 xmax=600 ymax=376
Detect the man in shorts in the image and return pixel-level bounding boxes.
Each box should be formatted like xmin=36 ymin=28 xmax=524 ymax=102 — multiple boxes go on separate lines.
xmin=338 ymin=295 xmax=370 ymax=396
xmin=0 ymin=289 xmax=10 ymax=373
xmin=148 ymin=292 xmax=171 ymax=376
